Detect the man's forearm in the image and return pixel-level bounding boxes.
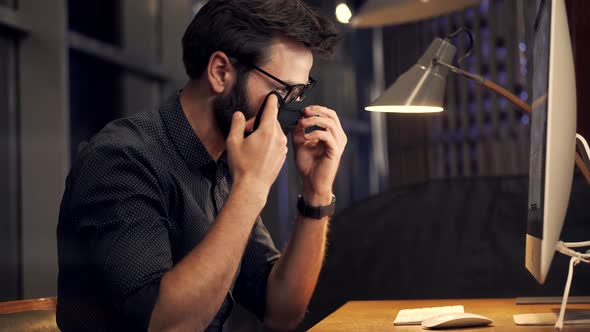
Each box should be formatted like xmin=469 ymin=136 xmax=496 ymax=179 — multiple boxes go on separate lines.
xmin=264 ymin=213 xmax=329 ymax=330
xmin=149 ymin=183 xmax=265 ymax=331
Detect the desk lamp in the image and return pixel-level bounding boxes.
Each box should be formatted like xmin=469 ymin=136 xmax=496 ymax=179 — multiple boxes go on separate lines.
xmin=351 ymin=0 xmax=481 ymax=28
xmin=363 ymin=30 xmax=590 ymax=186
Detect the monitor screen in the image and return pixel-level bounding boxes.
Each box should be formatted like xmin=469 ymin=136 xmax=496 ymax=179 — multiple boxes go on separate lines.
xmin=528 ymin=0 xmax=550 ymax=244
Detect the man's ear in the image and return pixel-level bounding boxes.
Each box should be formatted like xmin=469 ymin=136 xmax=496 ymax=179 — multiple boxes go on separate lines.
xmin=207 ymin=51 xmax=234 ymax=95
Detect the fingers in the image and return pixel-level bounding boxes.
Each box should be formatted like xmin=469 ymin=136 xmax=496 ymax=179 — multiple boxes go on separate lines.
xmin=269 ymin=115 xmax=288 ymax=147
xmin=299 ymin=116 xmax=336 ymax=136
xmin=299 ymin=106 xmax=347 ymax=145
xmin=267 ymin=134 xmax=288 ymax=181
xmin=303 ymin=105 xmax=342 ymax=127
xmin=304 ymin=129 xmax=338 ymax=153
xmin=260 ymin=94 xmax=280 ymax=129
xmin=227 ymin=111 xmax=245 ymax=145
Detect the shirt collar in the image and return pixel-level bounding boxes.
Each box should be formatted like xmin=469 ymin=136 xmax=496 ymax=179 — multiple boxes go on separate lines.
xmin=160 ymin=92 xmax=226 ymax=172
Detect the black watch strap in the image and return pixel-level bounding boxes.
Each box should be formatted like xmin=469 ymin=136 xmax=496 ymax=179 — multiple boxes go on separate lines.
xmin=297 ymin=195 xmax=336 ymax=219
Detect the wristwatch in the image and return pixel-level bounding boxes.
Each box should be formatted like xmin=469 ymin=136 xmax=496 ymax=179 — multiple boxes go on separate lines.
xmin=297 ymin=194 xmax=336 ymax=219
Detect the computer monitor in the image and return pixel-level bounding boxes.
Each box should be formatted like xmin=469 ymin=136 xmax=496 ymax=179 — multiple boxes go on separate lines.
xmin=526 ymin=0 xmax=577 ymax=284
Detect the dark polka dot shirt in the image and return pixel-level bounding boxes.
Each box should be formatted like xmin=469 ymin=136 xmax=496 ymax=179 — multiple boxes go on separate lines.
xmin=56 ymin=92 xmax=281 ymax=331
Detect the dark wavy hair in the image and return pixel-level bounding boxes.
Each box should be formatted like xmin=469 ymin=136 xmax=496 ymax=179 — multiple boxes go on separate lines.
xmin=182 ymin=0 xmax=340 ymax=79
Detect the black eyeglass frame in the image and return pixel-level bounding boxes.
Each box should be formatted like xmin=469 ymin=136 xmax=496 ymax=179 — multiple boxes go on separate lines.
xmin=230 ymin=57 xmax=316 ymax=103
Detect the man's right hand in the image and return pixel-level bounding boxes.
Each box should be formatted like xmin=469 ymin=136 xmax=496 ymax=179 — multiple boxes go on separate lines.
xmin=151 ymin=95 xmax=286 ymax=331
xmin=226 ymin=94 xmax=288 ymax=206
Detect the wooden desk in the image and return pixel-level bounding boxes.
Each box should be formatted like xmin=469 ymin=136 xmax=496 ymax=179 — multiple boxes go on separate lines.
xmin=308 ymin=298 xmax=590 ymax=331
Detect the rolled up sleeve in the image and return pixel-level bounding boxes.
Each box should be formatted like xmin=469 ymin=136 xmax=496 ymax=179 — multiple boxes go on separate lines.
xmin=69 ymin=142 xmax=172 ymax=330
xmin=233 ymin=217 xmax=280 ymax=321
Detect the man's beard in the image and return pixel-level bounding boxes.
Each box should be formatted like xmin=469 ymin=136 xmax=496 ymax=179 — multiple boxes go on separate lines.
xmin=213 ymin=73 xmax=252 ymax=139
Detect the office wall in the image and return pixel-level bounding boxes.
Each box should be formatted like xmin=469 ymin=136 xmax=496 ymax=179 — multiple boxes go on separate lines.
xmin=18 ymin=0 xmax=69 ymax=300
xmin=0 ymin=0 xmax=193 ymax=301
xmin=68 ymin=0 xmax=192 ymax=158
xmin=121 ymin=0 xmax=161 ymax=116
xmin=0 ymin=13 xmax=19 ymax=301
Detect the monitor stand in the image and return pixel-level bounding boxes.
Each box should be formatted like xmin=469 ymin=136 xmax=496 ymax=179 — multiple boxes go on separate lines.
xmin=513 ymin=309 xmax=590 ymax=326
xmin=516 ymin=296 xmax=590 ymax=305
xmin=515 ymin=242 xmax=590 ymax=330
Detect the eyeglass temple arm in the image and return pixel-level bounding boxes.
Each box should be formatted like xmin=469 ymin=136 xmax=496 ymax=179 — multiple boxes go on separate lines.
xmin=433 ymin=58 xmax=590 ymax=186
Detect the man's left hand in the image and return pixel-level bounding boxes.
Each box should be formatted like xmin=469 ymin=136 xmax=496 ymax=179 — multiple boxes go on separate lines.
xmin=292 ymin=105 xmax=347 ymax=206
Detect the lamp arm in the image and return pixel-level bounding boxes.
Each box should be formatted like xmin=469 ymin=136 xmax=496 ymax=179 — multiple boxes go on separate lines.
xmin=575 ymin=154 xmax=590 ymax=187
xmin=434 ymin=59 xmax=532 ymax=113
xmin=433 ymin=58 xmax=590 ymax=186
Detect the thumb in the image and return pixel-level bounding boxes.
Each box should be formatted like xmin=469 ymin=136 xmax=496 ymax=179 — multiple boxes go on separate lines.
xmin=228 ymin=111 xmax=245 ymax=145
xmin=260 ymin=94 xmax=280 ymax=128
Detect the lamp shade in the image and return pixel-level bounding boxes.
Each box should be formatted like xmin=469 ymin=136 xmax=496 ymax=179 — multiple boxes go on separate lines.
xmin=351 ymin=0 xmax=481 ymax=28
xmin=365 ymin=38 xmax=456 ymax=113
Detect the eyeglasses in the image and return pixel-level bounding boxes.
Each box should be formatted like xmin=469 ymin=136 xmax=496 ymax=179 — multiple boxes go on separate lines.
xmin=231 ymin=57 xmax=316 ymax=103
